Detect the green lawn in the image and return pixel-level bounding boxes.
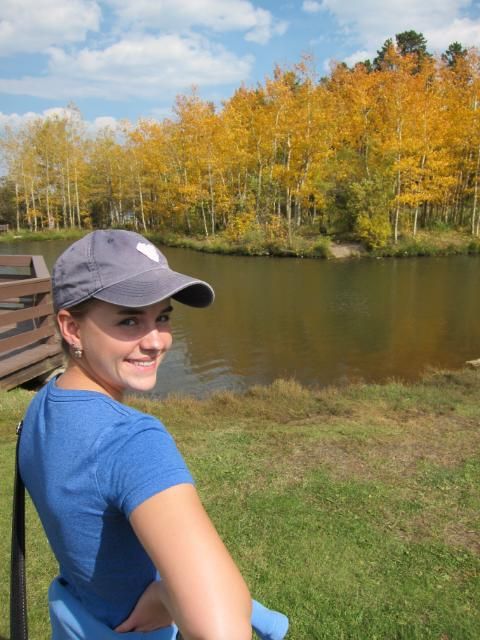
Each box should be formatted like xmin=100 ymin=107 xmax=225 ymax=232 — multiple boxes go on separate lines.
xmin=1 ymin=370 xmax=479 ymax=639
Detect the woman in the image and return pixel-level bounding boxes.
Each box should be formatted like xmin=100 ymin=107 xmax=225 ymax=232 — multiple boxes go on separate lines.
xmin=19 ymin=230 xmax=288 ymax=640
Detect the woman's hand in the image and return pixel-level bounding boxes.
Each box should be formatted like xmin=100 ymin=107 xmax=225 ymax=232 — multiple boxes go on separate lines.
xmin=114 ymin=580 xmax=174 ymax=633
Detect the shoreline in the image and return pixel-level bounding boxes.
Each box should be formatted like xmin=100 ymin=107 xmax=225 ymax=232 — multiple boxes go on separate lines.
xmin=1 ymin=365 xmax=478 ymax=416
xmin=1 ymin=228 xmax=480 ymax=260
xmin=150 ymin=229 xmax=480 ymax=260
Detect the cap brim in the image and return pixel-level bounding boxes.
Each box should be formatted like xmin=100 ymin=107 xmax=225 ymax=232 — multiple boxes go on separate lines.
xmin=92 ymin=268 xmax=214 ymax=308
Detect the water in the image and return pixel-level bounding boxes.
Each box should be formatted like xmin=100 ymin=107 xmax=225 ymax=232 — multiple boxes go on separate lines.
xmin=2 ymin=238 xmax=479 ymax=397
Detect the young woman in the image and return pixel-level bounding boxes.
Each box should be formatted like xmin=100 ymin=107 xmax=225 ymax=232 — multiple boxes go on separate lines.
xmin=19 ymin=230 xmax=288 ymax=640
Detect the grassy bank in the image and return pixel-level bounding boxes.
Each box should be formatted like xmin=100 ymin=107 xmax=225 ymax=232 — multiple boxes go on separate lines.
xmin=3 ymin=227 xmax=480 ymax=260
xmin=0 ymin=229 xmax=87 ymax=244
xmin=150 ymin=230 xmax=332 ymax=258
xmin=150 ymin=228 xmax=480 ymax=259
xmin=371 ymin=230 xmax=480 ymax=258
xmin=1 ymin=369 xmax=479 ymax=638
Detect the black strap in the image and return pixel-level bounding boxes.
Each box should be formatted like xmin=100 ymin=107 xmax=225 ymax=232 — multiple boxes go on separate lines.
xmin=10 ymin=420 xmax=28 ymax=640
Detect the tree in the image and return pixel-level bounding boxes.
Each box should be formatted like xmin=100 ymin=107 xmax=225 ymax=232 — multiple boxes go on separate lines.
xmin=396 ymin=30 xmax=429 ymax=59
xmin=374 ymin=31 xmax=430 ymax=71
xmin=442 ymin=42 xmax=467 ymax=67
xmin=373 ymin=38 xmax=394 ymax=70
xmin=0 ymin=177 xmax=16 ymax=225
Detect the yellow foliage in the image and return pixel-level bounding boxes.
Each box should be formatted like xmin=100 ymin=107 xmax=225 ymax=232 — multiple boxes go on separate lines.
xmin=263 ymin=215 xmax=289 ymax=242
xmin=224 ymin=211 xmax=259 ymax=242
xmin=4 ymin=49 xmax=480 ymax=235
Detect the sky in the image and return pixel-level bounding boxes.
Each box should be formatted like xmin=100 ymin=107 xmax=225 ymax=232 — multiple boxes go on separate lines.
xmin=1 ymin=0 xmax=480 ymax=131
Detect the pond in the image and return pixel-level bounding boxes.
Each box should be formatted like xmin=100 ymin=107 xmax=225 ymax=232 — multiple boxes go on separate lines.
xmin=2 ymin=238 xmax=479 ymax=397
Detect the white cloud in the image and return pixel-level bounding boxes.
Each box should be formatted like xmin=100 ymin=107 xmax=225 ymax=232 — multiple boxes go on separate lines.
xmin=425 ymin=17 xmax=480 ymax=52
xmin=302 ymin=1 xmax=323 ymax=13
xmin=0 ymin=108 xmax=120 ymax=136
xmin=0 ymin=34 xmax=253 ymax=100
xmin=343 ymin=50 xmax=374 ymax=67
xmin=244 ymin=8 xmax=287 ymax=44
xmin=319 ymin=0 xmax=480 ymax=63
xmin=0 ymin=111 xmax=40 ymax=129
xmin=0 ymin=106 xmax=87 ymax=128
xmin=106 ymin=0 xmax=287 ymax=44
xmin=0 ymin=0 xmax=100 ymax=56
xmin=92 ymin=116 xmax=118 ymax=129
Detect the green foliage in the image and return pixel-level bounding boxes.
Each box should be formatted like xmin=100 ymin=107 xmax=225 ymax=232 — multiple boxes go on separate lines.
xmin=0 ymin=177 xmax=16 ymax=225
xmin=149 ymin=227 xmax=331 ymax=259
xmin=467 ymin=239 xmax=480 ymax=254
xmin=396 ymin=30 xmax=429 ymax=58
xmin=0 ymin=228 xmax=87 ymax=244
xmin=374 ymin=30 xmax=430 ymax=70
xmin=355 ymin=212 xmax=391 ymax=250
xmin=348 ymin=177 xmax=393 ymax=249
xmin=442 ymin=42 xmax=468 ymax=67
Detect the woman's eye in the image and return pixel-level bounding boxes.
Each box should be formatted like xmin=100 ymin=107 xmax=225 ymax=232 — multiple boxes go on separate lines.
xmin=120 ymin=318 xmax=137 ymax=327
xmin=157 ymin=314 xmax=170 ymax=324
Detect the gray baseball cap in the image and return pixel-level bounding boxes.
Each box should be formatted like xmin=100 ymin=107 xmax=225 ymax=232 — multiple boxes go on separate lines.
xmin=52 ymin=230 xmax=214 ymax=310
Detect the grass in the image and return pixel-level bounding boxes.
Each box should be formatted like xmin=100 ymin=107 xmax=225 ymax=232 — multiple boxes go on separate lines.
xmin=148 ymin=230 xmax=332 ymax=259
xmin=0 ymin=229 xmax=87 ymax=244
xmin=371 ymin=230 xmax=480 ymax=258
xmin=151 ymin=228 xmax=480 ymax=261
xmin=1 ymin=370 xmax=479 ymax=638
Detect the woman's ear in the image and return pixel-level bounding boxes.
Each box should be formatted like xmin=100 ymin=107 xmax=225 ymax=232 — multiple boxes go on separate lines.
xmin=56 ymin=309 xmax=82 ymax=347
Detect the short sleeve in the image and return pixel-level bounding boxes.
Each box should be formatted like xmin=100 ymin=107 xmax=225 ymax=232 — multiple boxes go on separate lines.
xmin=95 ymin=414 xmax=194 ymax=517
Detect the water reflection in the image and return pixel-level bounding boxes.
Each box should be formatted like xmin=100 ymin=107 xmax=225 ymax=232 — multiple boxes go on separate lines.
xmin=1 ymin=239 xmax=479 ymax=396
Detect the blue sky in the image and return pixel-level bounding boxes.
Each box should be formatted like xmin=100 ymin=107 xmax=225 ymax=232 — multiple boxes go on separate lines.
xmin=1 ymin=0 xmax=480 ymax=130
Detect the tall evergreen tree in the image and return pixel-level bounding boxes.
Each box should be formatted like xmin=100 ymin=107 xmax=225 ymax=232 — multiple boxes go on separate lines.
xmin=442 ymin=42 xmax=467 ymax=67
xmin=374 ymin=31 xmax=430 ymax=71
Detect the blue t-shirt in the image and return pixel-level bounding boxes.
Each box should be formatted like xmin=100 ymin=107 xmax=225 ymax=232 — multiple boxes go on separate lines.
xmin=19 ymin=378 xmax=194 ymax=628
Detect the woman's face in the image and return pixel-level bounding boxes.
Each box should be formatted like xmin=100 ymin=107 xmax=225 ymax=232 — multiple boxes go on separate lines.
xmin=63 ymin=299 xmax=173 ymax=400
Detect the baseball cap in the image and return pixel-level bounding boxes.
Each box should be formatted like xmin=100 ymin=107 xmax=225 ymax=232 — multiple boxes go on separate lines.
xmin=52 ymin=230 xmax=214 ymax=310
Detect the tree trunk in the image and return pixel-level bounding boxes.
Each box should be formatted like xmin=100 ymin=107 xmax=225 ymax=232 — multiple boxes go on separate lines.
xmin=472 ymin=145 xmax=480 ymax=235
xmin=286 ymin=188 xmax=292 ymax=245
xmin=45 ymin=155 xmax=54 ymax=229
xmin=61 ymin=170 xmax=67 ymax=228
xmin=394 ymin=169 xmax=401 ymax=244
xmin=208 ymin=164 xmax=215 ymax=236
xmin=74 ymin=166 xmax=81 ymax=228
xmin=15 ymin=182 xmax=21 ymax=231
xmin=66 ymin=158 xmax=74 ymax=228
xmin=30 ymin=180 xmax=37 ymax=232
xmin=21 ymin=165 xmax=31 ymax=230
xmin=137 ymin=175 xmax=147 ymax=232
xmin=413 ymin=206 xmax=419 ymax=236
xmin=200 ymin=201 xmax=209 ymax=237
xmin=256 ymin=159 xmax=263 ymax=223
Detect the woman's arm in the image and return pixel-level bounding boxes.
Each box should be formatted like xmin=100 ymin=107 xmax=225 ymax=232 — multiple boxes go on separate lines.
xmin=129 ymin=483 xmax=252 ymax=640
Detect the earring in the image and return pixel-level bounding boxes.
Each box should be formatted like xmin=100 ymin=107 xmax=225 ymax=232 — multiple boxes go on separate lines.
xmin=71 ymin=344 xmax=83 ymax=359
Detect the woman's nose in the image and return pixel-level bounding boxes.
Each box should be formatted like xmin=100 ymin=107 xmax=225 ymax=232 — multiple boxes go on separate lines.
xmin=140 ymin=326 xmax=172 ymax=351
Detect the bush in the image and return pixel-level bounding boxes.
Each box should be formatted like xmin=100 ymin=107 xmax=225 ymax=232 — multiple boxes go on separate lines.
xmin=347 ymin=175 xmax=394 ymax=249
xmin=355 ymin=211 xmax=392 ymax=249
xmin=468 ymin=239 xmax=480 ymax=255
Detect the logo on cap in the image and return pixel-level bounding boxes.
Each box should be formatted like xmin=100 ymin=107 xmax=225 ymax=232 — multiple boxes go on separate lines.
xmin=136 ymin=242 xmax=160 ymax=262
